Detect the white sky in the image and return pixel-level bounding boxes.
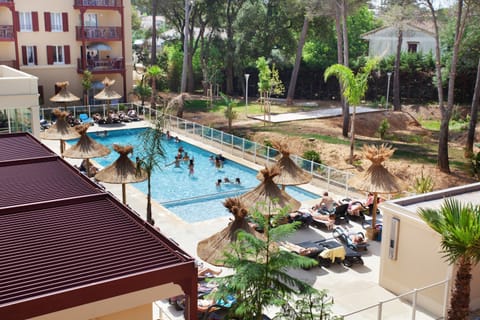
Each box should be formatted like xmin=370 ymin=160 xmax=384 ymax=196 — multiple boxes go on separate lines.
xmin=370 ymin=0 xmax=456 ymax=9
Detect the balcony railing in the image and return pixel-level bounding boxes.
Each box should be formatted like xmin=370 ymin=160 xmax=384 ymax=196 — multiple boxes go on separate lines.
xmin=77 ymin=57 xmax=124 ymax=74
xmin=74 ymin=0 xmax=122 ymax=8
xmin=76 ymin=26 xmax=122 ymax=41
xmin=0 ymin=60 xmax=17 ymax=69
xmin=0 ymin=25 xmax=14 ymax=41
xmin=0 ymin=0 xmax=14 ymax=4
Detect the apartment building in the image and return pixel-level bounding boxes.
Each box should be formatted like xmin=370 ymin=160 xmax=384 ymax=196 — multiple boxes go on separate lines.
xmin=0 ymin=0 xmax=133 ymax=107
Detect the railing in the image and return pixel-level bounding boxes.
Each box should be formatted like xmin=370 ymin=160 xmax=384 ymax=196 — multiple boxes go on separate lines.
xmin=342 ymin=278 xmax=450 ymax=319
xmin=76 ymin=26 xmax=122 ymax=41
xmin=146 ymin=111 xmax=355 ymax=197
xmin=0 ymin=25 xmax=13 ymax=40
xmin=40 ymin=102 xmax=140 ymax=120
xmin=77 ymin=57 xmax=124 ymax=73
xmin=74 ymin=0 xmax=122 ymax=8
xmin=0 ymin=60 xmax=17 ymax=69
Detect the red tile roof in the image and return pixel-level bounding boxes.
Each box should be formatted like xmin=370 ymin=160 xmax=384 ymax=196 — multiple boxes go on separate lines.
xmin=0 ymin=132 xmax=197 ymax=320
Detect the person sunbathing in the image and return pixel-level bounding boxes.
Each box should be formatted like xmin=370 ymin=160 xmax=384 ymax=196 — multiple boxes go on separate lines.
xmin=279 ymin=241 xmax=318 ymax=256
xmin=350 ymin=233 xmax=366 ymax=244
xmin=198 ymin=267 xmax=222 ymax=279
xmin=310 ymin=212 xmax=336 ymax=230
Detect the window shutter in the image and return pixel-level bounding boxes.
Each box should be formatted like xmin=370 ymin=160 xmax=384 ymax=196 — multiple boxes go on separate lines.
xmin=14 ymin=12 xmax=19 ymax=31
xmin=64 ymin=45 xmax=70 ymax=64
xmin=62 ymin=13 xmax=68 ymax=32
xmin=44 ymin=12 xmax=51 ymax=32
xmin=34 ymin=46 xmax=38 ymax=65
xmin=47 ymin=46 xmax=54 ymax=65
xmin=32 ymin=12 xmax=39 ymax=31
xmin=21 ymin=46 xmax=27 ymax=65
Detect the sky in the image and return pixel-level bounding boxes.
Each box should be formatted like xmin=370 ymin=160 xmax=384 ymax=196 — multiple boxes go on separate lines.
xmin=370 ymin=0 xmax=456 ymax=9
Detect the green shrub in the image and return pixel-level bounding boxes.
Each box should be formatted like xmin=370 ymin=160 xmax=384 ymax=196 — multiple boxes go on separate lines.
xmin=470 ymin=151 xmax=480 ymax=180
xmin=377 ymin=119 xmax=390 ymax=140
xmin=414 ymin=170 xmax=434 ymax=194
xmin=303 ymin=150 xmax=321 ymax=164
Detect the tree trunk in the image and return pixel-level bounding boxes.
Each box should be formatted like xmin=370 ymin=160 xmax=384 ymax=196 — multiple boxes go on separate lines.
xmin=335 ymin=1 xmax=349 ymax=138
xmin=151 ymin=0 xmax=157 ymax=65
xmin=286 ymin=16 xmax=309 ymax=106
xmin=180 ymin=0 xmax=190 ymax=93
xmin=465 ymin=57 xmax=480 ymax=157
xmin=225 ymin=31 xmax=234 ymax=95
xmin=146 ymin=176 xmax=153 ymax=225
xmin=448 ymin=258 xmax=471 ymax=320
xmin=439 ymin=0 xmax=467 ymax=173
xmin=393 ymin=28 xmax=402 ymax=111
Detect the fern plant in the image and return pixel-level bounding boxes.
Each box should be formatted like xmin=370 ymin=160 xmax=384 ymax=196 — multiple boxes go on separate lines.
xmin=414 ymin=170 xmax=434 ymax=194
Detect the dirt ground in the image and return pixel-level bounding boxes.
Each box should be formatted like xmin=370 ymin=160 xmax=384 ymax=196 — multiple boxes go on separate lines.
xmin=181 ymin=100 xmax=479 ymax=193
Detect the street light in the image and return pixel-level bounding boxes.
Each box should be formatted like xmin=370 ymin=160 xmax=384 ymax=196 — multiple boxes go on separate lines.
xmin=386 ymin=72 xmax=392 ymax=110
xmin=244 ymin=73 xmax=250 ymax=116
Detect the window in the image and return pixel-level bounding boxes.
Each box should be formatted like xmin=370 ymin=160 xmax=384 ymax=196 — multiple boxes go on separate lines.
xmin=19 ymin=12 xmax=32 ymax=31
xmin=47 ymin=45 xmax=70 ymax=65
xmin=50 ymin=13 xmax=63 ymax=32
xmin=44 ymin=12 xmax=68 ymax=32
xmin=407 ymin=42 xmax=418 ymax=53
xmin=21 ymin=46 xmax=37 ymax=65
xmin=85 ymin=13 xmax=98 ymax=27
xmin=53 ymin=45 xmax=64 ymax=64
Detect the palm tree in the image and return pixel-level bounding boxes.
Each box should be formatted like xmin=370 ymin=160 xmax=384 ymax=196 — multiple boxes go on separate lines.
xmin=81 ymin=70 xmax=93 ymax=106
xmin=146 ymin=65 xmax=164 ymax=110
xmin=220 ymin=92 xmax=238 ymax=132
xmin=137 ymin=120 xmax=165 ymax=225
xmin=418 ymin=198 xmax=480 ymax=320
xmin=324 ymin=58 xmax=377 ymax=163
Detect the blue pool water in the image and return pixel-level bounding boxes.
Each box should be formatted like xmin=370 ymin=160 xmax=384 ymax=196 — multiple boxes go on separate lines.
xmin=71 ymin=128 xmax=319 ymax=223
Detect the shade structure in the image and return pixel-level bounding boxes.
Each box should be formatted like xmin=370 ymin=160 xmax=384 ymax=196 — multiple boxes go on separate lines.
xmin=348 ymin=144 xmax=406 ymax=232
xmin=240 ymin=166 xmax=301 ymax=216
xmin=94 ymin=144 xmax=147 ymax=204
xmin=49 ymin=81 xmax=80 ymax=104
xmin=63 ymin=124 xmax=111 ymax=177
xmin=87 ymin=42 xmax=112 ymax=51
xmin=40 ymin=109 xmax=81 ymax=155
xmin=197 ymin=197 xmax=263 ymax=266
xmin=94 ymin=77 xmax=122 ymax=101
xmin=256 ymin=139 xmax=312 ymax=188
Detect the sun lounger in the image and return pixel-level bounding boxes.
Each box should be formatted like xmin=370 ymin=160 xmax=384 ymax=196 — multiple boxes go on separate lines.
xmin=79 ymin=113 xmax=95 ymax=125
xmin=295 ymin=239 xmax=364 ymax=268
xmin=332 ymin=226 xmax=370 ymax=251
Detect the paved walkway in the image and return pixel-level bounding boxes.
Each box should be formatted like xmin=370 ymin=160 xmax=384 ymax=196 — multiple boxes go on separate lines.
xmin=40 ymin=119 xmax=441 ymax=320
xmin=250 ymin=106 xmax=381 ymax=123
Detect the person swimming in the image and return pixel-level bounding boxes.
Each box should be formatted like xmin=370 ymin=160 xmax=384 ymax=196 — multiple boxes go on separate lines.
xmin=235 ymin=177 xmax=241 ymax=184
xmin=188 ymin=159 xmax=195 ymax=176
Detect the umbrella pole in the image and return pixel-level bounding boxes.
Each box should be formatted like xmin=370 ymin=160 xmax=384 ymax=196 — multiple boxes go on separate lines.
xmin=122 ymin=183 xmax=126 ymax=204
xmin=85 ymin=158 xmax=91 ymax=177
xmin=60 ymin=139 xmax=65 ymax=157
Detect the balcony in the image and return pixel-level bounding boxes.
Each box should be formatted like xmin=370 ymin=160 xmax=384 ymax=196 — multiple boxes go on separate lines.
xmin=0 ymin=25 xmax=13 ymax=41
xmin=0 ymin=60 xmax=18 ymax=69
xmin=74 ymin=0 xmax=122 ymax=9
xmin=0 ymin=0 xmax=14 ymax=6
xmin=77 ymin=57 xmax=124 ymax=74
xmin=76 ymin=26 xmax=122 ymax=41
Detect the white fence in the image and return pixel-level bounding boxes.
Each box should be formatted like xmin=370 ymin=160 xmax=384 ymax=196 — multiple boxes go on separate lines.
xmin=342 ymin=278 xmax=450 ymax=319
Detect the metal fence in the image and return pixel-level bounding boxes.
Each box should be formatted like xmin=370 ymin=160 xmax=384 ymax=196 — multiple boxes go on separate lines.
xmin=39 ymin=102 xmax=144 ymax=121
xmin=342 ymin=278 xmax=450 ymax=319
xmin=157 ymin=112 xmax=355 ymax=198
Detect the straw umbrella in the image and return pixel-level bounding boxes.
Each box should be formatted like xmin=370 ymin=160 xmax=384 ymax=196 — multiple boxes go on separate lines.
xmin=257 ymin=139 xmax=312 ymax=190
xmin=197 ymin=197 xmax=263 ymax=266
xmin=94 ymin=77 xmax=122 ymax=116
xmin=62 ymin=124 xmax=111 ymax=177
xmin=95 ymin=144 xmax=147 ymax=204
xmin=240 ymin=166 xmax=301 ymax=216
xmin=348 ymin=144 xmax=405 ymax=239
xmin=49 ymin=81 xmax=80 ymax=109
xmin=40 ymin=109 xmax=81 ymax=155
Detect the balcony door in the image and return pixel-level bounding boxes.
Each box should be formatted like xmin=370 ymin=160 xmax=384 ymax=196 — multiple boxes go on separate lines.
xmin=85 ymin=13 xmax=98 ymax=27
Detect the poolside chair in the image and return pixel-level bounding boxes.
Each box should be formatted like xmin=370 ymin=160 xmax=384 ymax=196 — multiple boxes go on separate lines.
xmin=332 ymin=226 xmax=369 ymax=251
xmin=79 ymin=113 xmax=95 ymax=125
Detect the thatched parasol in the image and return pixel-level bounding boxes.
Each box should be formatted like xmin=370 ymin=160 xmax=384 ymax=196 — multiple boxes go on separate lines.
xmin=240 ymin=166 xmax=301 ymax=216
xmin=348 ymin=144 xmax=406 ymax=237
xmin=257 ymin=139 xmax=312 ymax=189
xmin=94 ymin=77 xmax=122 ymax=106
xmin=40 ymin=109 xmax=81 ymax=155
xmin=197 ymin=197 xmax=263 ymax=266
xmin=49 ymin=81 xmax=80 ymax=107
xmin=95 ymin=144 xmax=147 ymax=204
xmin=63 ymin=124 xmax=111 ymax=177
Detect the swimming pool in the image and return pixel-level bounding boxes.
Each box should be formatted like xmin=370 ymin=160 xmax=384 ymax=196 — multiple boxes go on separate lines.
xmin=72 ymin=128 xmax=319 ymax=222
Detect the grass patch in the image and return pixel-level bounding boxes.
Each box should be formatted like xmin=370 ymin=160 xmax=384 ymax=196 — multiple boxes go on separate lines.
xmin=420 ymin=119 xmax=468 ymax=132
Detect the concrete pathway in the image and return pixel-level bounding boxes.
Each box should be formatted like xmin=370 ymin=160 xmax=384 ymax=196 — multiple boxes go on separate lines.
xmin=250 ymin=106 xmax=381 ymax=123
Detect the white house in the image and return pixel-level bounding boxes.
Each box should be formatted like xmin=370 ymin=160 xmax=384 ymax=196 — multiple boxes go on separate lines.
xmin=362 ymin=24 xmax=436 ymax=57
xmin=379 ymin=183 xmax=480 ymax=318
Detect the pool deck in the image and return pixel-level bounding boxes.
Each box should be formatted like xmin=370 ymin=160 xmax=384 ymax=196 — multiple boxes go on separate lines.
xmin=41 ymin=120 xmax=440 ymax=320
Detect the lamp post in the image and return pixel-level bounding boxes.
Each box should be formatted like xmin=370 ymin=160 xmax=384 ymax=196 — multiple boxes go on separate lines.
xmin=244 ymin=73 xmax=250 ymax=116
xmin=386 ymin=72 xmax=392 ymax=110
